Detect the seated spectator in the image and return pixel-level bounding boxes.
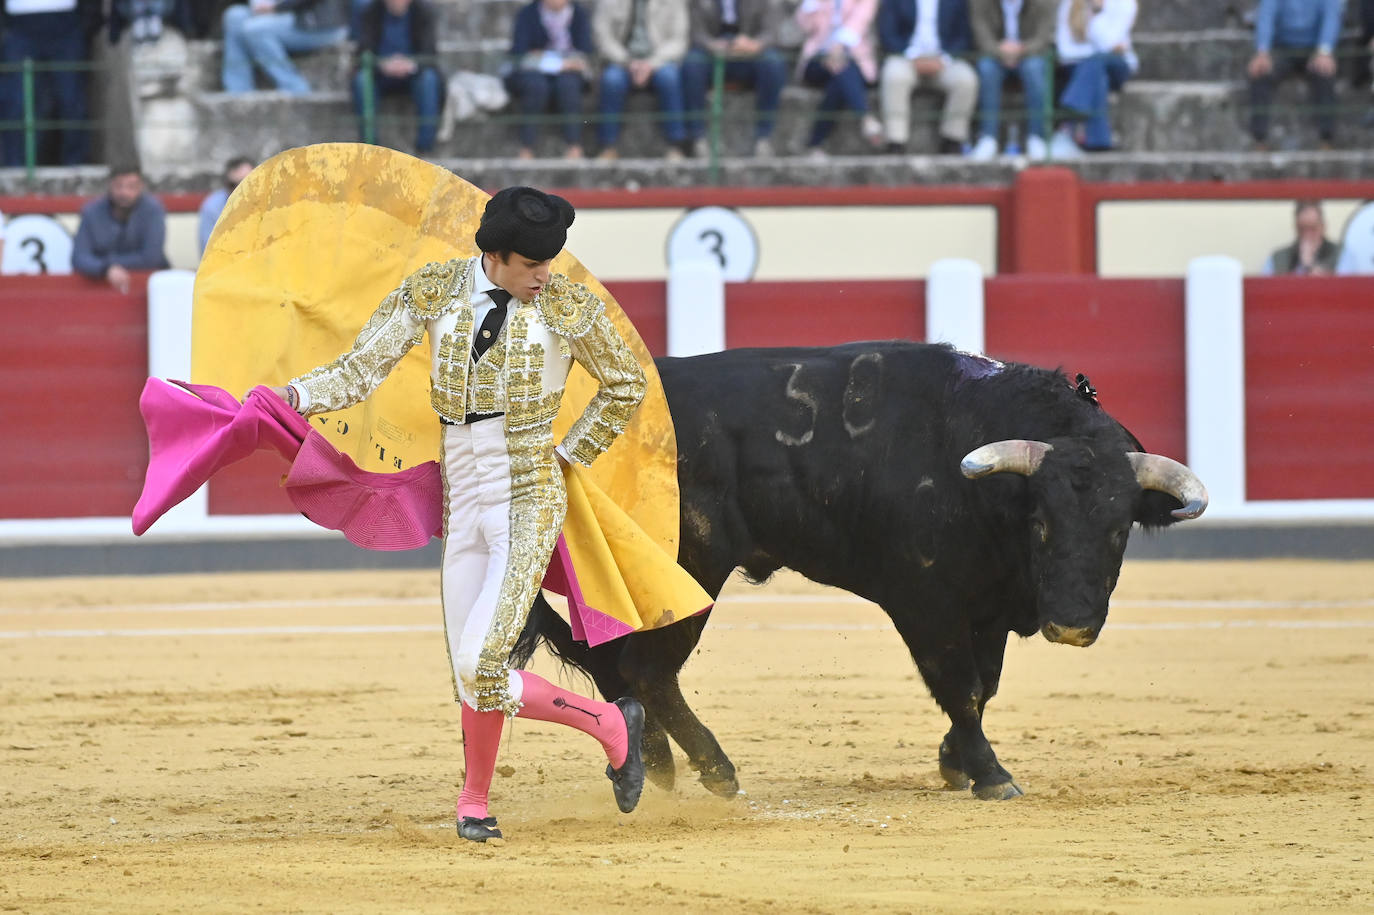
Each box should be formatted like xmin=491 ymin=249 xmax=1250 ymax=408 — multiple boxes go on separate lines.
xmin=72 ymin=165 xmax=170 ymax=294
xmin=681 ymin=0 xmax=790 ymax=159
xmin=198 ymin=156 xmax=255 ymax=255
xmin=0 ymin=0 xmax=104 ymax=167
xmin=353 ymin=0 xmax=442 ymax=154
xmin=1263 ymin=199 xmax=1340 ymax=274
xmin=968 ymin=0 xmax=1056 ymax=161
xmin=1246 ymin=0 xmax=1343 ymax=150
xmin=507 ymin=0 xmax=594 ymax=159
xmin=1050 ymin=0 xmax=1137 ymax=157
xmin=876 ymin=0 xmax=978 ymax=155
xmin=118 ymin=0 xmax=169 ymax=42
xmin=796 ymin=0 xmax=882 ymax=159
xmin=1361 ymin=0 xmax=1373 ymax=128
xmin=593 ymin=0 xmax=690 ymax=159
xmin=221 ymin=0 xmax=349 ymax=95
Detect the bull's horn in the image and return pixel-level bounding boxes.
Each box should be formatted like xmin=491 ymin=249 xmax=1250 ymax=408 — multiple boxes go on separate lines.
xmin=1127 ymin=453 xmax=1209 ymax=520
xmin=961 ymin=440 xmax=1053 ymax=479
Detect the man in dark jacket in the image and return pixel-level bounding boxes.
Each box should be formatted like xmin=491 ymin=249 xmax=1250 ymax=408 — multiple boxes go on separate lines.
xmin=353 ymin=0 xmax=442 ymax=153
xmin=877 ymin=0 xmax=977 ymax=154
xmin=968 ymin=0 xmax=1056 ymax=160
xmin=506 ymin=0 xmax=595 ymax=158
xmin=0 ymin=0 xmax=105 ymax=166
xmin=72 ymin=165 xmax=170 ymax=294
xmin=221 ymin=0 xmax=348 ymax=94
xmin=680 ymin=0 xmax=789 ymax=158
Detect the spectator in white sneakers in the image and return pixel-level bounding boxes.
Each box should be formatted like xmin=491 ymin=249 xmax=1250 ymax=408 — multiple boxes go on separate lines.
xmin=1050 ymin=0 xmax=1136 ymax=157
xmin=968 ymin=0 xmax=1056 ymax=160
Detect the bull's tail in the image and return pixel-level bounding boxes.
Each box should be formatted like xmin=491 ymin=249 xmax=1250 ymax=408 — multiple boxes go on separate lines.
xmin=511 ymin=594 xmax=596 ymax=674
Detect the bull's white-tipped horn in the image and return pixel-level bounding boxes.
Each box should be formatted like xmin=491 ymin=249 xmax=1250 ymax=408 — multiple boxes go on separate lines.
xmin=960 ymin=440 xmax=1053 ymax=479
xmin=1127 ymin=453 xmax=1209 ymax=519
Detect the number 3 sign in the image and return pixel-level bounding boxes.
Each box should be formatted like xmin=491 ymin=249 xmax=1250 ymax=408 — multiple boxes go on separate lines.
xmin=665 ymin=206 xmax=759 ymax=282
xmin=1 ymin=213 xmax=74 ymax=275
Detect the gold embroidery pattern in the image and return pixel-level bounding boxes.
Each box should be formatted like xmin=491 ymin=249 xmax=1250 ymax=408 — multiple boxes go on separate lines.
xmin=472 ymin=426 xmax=564 ymax=716
xmin=562 ymin=308 xmax=648 ymax=466
xmin=293 ymin=288 xmax=423 ymax=417
xmin=536 ymin=274 xmax=603 ymax=337
xmin=430 ymin=309 xmax=474 ymax=421
xmin=470 ymin=329 xmax=507 ymax=414
xmin=403 ymin=259 xmax=470 ymax=320
xmin=505 ymin=310 xmax=563 ymax=432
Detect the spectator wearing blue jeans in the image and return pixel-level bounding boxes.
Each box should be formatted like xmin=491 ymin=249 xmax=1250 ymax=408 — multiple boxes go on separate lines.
xmin=682 ymin=0 xmax=789 ymax=158
xmin=969 ymin=0 xmax=1057 ymax=160
xmin=221 ymin=0 xmax=349 ymax=94
xmin=507 ymin=0 xmax=595 ymax=159
xmin=1051 ymin=0 xmax=1137 ymax=156
xmin=1246 ymin=0 xmax=1344 ymax=149
xmin=592 ymin=0 xmax=689 ymax=159
xmin=353 ymin=0 xmax=442 ymax=153
xmin=795 ymin=0 xmax=882 ymax=158
xmin=0 ymin=0 xmax=104 ymax=167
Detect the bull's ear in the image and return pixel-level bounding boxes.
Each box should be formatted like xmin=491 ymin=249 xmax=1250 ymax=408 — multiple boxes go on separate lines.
xmin=1134 ymin=490 xmax=1185 ymax=530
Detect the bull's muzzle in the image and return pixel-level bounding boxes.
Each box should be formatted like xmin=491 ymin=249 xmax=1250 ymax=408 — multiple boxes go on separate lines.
xmin=1041 ymin=622 xmax=1099 ymax=647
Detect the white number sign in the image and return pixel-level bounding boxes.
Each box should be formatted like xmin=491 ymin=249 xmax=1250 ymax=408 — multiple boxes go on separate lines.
xmin=666 ymin=206 xmax=759 ymax=282
xmin=1 ymin=213 xmax=74 ymax=275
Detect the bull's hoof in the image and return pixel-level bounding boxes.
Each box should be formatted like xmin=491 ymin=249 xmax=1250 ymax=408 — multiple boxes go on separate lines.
xmin=939 ymin=762 xmax=971 ymax=791
xmin=972 ymin=780 xmax=1025 ymax=801
xmin=698 ymin=764 xmax=740 ymax=798
xmin=645 ymin=760 xmax=676 ymax=792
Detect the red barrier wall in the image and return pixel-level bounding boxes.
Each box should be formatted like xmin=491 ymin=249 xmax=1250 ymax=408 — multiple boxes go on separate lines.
xmin=1243 ymin=278 xmax=1374 ymax=500
xmin=984 ymin=277 xmax=1187 ymax=461
xmin=1 ymin=274 xmax=151 ymax=518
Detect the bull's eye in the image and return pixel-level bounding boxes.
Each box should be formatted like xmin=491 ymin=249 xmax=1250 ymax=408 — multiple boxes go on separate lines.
xmin=1030 ymin=518 xmax=1048 ymax=542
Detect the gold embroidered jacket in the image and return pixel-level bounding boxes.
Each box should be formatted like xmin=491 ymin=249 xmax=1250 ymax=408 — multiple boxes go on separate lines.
xmin=291 ymin=256 xmax=647 ymax=466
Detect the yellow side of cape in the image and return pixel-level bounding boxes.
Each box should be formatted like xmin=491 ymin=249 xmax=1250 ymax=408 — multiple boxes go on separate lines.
xmin=192 ymin=142 xmax=687 ymax=574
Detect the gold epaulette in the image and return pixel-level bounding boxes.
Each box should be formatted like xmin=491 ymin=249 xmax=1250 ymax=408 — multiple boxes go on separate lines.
xmin=402 ymin=258 xmax=469 ymax=320
xmin=537 ymin=274 xmax=604 ymax=337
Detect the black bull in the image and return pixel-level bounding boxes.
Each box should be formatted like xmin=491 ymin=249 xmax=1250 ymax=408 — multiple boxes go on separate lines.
xmin=513 ymin=341 xmax=1207 ymax=800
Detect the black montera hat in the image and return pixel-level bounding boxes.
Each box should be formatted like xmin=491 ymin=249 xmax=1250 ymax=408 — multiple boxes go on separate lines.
xmin=474 ymin=186 xmax=576 ymax=260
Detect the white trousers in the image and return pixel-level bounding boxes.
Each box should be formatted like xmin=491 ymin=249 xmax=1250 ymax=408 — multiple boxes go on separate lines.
xmin=440 ymin=418 xmax=564 ymax=713
xmin=879 ymin=54 xmax=979 ymax=144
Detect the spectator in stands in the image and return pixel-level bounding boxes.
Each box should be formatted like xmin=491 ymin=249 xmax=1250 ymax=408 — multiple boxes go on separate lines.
xmin=0 ymin=0 xmax=103 ymax=167
xmin=72 ymin=165 xmax=169 ymax=294
xmin=1050 ymin=0 xmax=1137 ymax=157
xmin=1246 ymin=0 xmax=1344 ymax=150
xmin=221 ymin=0 xmax=349 ymax=94
xmin=198 ymin=156 xmax=255 ymax=255
xmin=681 ymin=0 xmax=790 ymax=158
xmin=507 ymin=0 xmax=595 ymax=159
xmin=168 ymin=0 xmax=236 ymax=38
xmin=796 ymin=0 xmax=882 ymax=159
xmin=1361 ymin=0 xmax=1374 ymax=127
xmin=593 ymin=0 xmax=690 ymax=159
xmin=876 ymin=0 xmax=978 ymax=155
xmin=968 ymin=0 xmax=1056 ymax=161
xmin=1263 ymin=199 xmax=1340 ymax=274
xmin=353 ymin=0 xmax=443 ymax=154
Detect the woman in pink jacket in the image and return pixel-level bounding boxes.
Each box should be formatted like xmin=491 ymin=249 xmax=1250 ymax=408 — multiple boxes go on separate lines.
xmin=796 ymin=0 xmax=882 ymax=157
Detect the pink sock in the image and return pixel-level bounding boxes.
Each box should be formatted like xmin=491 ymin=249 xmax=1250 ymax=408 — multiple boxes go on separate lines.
xmin=514 ymin=671 xmax=629 ymax=768
xmin=456 ymin=703 xmax=505 ymax=821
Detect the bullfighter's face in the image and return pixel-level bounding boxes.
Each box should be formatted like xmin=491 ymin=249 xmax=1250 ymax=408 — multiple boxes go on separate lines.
xmin=486 ymin=251 xmax=553 ymax=303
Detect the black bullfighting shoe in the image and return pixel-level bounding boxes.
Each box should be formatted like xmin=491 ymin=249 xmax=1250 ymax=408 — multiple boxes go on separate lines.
xmin=457 ymin=815 xmax=502 ymax=843
xmin=605 ymin=697 xmax=645 ymax=813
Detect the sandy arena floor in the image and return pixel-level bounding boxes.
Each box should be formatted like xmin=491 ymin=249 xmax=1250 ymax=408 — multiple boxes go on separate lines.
xmin=1 ymin=559 xmax=1372 ymax=913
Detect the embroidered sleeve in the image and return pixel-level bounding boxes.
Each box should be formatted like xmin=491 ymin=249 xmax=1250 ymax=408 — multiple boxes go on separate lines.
xmin=561 ymin=305 xmax=647 ymax=467
xmin=291 ymin=287 xmax=426 ymax=417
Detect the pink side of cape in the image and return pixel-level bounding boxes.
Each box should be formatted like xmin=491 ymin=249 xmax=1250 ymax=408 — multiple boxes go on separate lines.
xmin=132 ymin=378 xmax=674 ymax=645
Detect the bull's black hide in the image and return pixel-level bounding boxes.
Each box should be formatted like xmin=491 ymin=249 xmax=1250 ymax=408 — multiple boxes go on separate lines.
xmin=514 ymin=341 xmax=1202 ymax=800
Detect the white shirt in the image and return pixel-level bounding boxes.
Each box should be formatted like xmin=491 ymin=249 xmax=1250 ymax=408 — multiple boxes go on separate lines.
xmin=905 ymin=0 xmax=943 ymax=58
xmin=472 ymin=254 xmax=513 ymax=341
xmin=1001 ymin=0 xmax=1022 ymax=41
xmin=1055 ymin=0 xmax=1138 ymax=71
xmin=4 ymin=0 xmax=78 ymax=13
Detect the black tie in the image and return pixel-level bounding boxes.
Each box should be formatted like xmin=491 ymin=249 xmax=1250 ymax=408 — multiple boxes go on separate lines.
xmin=473 ymin=288 xmax=511 ymax=362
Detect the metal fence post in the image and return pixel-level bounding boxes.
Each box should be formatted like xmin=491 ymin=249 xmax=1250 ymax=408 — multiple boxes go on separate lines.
xmin=22 ymin=58 xmax=36 ymax=182
xmin=361 ymin=51 xmax=376 ymax=144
